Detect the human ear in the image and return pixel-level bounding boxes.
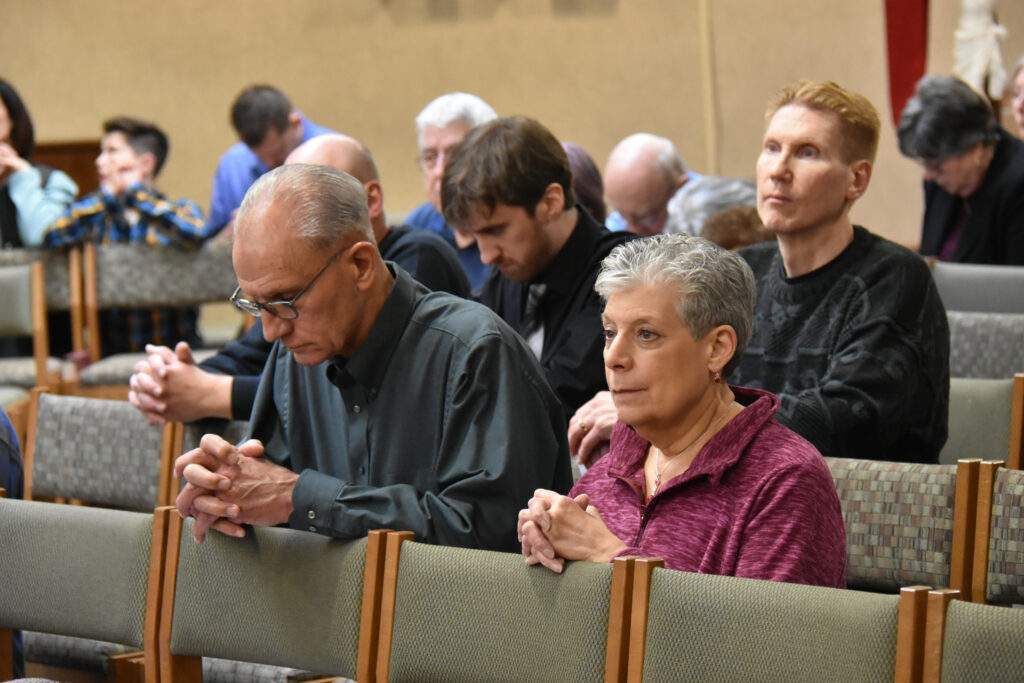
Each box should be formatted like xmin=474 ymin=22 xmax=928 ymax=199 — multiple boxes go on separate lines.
xmin=364 ymin=181 xmax=384 ymax=220
xmin=845 ymin=160 xmax=872 ymax=202
xmin=349 ymin=242 xmax=379 ymax=291
xmin=705 ymin=324 xmax=738 ymax=376
xmin=535 ymin=182 xmax=567 ymax=221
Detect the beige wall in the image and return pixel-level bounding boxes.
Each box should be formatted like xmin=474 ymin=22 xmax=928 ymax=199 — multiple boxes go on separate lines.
xmin=2 ymin=0 xmax=1021 ymax=246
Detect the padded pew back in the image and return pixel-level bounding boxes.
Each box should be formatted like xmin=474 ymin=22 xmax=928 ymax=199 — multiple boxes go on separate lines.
xmin=826 ymin=458 xmax=969 ymax=592
xmin=938 ymin=599 xmax=1024 ymax=682
xmin=26 ymin=392 xmax=173 ymax=510
xmin=164 ymin=518 xmax=375 ymax=679
xmin=637 ymin=567 xmax=900 ymax=682
xmin=942 ymin=378 xmax=1013 ymax=464
xmin=0 ymin=499 xmax=154 ymax=649
xmin=380 ymin=540 xmax=620 ymax=682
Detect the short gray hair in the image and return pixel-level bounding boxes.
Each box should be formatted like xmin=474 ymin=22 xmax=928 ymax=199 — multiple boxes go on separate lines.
xmin=595 ymin=234 xmax=756 ymax=374
xmin=897 ymin=75 xmax=999 ymax=161
xmin=415 ymin=92 xmax=497 ymax=149
xmin=664 ymin=176 xmax=756 ymax=237
xmin=236 ymin=163 xmax=373 ymax=249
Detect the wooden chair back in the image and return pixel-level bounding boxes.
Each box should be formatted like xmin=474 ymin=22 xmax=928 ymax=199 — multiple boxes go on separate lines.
xmin=626 ymin=560 xmax=929 ymax=683
xmin=375 ymin=532 xmax=634 ymax=682
xmin=82 ymin=241 xmax=236 ymax=361
xmin=0 ymin=499 xmax=169 ymax=683
xmin=22 ymin=389 xmax=176 ymax=509
xmin=921 ymin=587 xmax=1024 ymax=682
xmin=826 ymin=458 xmax=979 ymax=595
xmin=158 ymin=515 xmax=387 ymax=682
xmin=930 ymin=261 xmax=1024 ymax=314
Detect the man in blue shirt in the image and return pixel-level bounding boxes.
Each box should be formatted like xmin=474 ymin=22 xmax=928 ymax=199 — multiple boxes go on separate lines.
xmin=407 ymin=92 xmax=497 ymax=292
xmin=205 ymin=85 xmax=332 ymax=237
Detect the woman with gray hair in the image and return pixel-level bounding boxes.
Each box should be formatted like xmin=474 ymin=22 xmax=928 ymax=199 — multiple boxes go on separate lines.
xmin=516 ymin=234 xmax=845 ymax=586
xmin=898 ymin=74 xmax=1024 ymax=264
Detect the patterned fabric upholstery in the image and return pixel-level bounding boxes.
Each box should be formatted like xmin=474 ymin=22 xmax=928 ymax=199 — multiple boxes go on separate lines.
xmin=31 ymin=393 xmax=165 ymax=510
xmin=941 ymin=378 xmax=1013 ymax=464
xmin=932 ymin=261 xmax=1024 ymax=314
xmin=940 ymin=599 xmax=1024 ymax=681
xmin=948 ymin=311 xmax=1024 ymax=378
xmin=169 ymin=520 xmax=364 ymax=678
xmin=0 ymin=385 xmax=27 ymax=406
xmin=22 ymin=632 xmax=132 ymax=673
xmin=202 ymin=657 xmax=336 ymax=683
xmin=0 ymin=249 xmax=72 ymax=311
xmin=0 ymin=499 xmax=152 ymax=649
xmin=386 ymin=542 xmax=613 ymax=682
xmin=641 ymin=567 xmax=899 ymax=682
xmin=0 ymin=357 xmax=63 ymax=389
xmin=826 ymin=458 xmax=958 ymax=591
xmin=94 ymin=242 xmax=236 ymax=307
xmin=79 ymin=348 xmax=219 ymax=386
xmin=986 ymin=468 xmax=1024 ymax=605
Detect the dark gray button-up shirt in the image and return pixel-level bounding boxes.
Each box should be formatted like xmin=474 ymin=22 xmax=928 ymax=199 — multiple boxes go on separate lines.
xmin=248 ymin=264 xmax=573 ymax=551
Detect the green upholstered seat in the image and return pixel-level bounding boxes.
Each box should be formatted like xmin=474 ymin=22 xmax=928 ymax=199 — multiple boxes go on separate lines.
xmin=942 ymin=378 xmax=1013 ymax=464
xmin=168 ymin=519 xmax=368 ymax=679
xmin=940 ymin=599 xmax=1024 ymax=682
xmin=0 ymin=500 xmax=153 ymax=657
xmin=639 ymin=568 xmax=899 ymax=682
xmin=384 ymin=541 xmax=614 ymax=682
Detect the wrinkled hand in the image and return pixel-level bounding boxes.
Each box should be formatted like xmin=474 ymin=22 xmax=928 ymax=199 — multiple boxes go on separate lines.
xmin=174 ymin=435 xmax=298 ymax=543
xmin=517 ymin=489 xmax=626 ymax=573
xmin=516 ymin=489 xmax=618 ymax=573
xmin=128 ymin=342 xmax=232 ymax=424
xmin=568 ymin=391 xmax=618 ymax=466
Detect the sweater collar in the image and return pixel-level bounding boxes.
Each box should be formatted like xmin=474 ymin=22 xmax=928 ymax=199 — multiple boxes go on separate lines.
xmin=606 ymin=386 xmax=780 ymax=489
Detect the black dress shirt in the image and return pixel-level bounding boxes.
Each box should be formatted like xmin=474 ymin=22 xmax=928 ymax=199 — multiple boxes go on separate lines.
xmin=476 ymin=207 xmax=634 ymax=418
xmin=249 ymin=265 xmax=572 ymax=550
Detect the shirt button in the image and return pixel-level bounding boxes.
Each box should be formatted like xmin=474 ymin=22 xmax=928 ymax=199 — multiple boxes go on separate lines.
xmin=307 ymin=509 xmax=315 ymax=520
xmin=308 ymin=525 xmax=317 ymax=532
xmin=353 ymin=404 xmax=361 ymax=414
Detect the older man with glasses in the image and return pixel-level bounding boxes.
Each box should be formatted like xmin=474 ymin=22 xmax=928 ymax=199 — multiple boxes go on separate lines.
xmin=173 ymin=163 xmax=571 ymax=550
xmin=127 ymin=134 xmax=468 ymax=425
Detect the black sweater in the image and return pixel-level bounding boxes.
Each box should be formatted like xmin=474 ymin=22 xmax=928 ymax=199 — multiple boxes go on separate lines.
xmin=732 ymin=226 xmax=949 ymax=463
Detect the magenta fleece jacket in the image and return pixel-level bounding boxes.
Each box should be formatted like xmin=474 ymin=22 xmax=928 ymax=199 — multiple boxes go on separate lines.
xmin=572 ymin=386 xmax=846 ymax=588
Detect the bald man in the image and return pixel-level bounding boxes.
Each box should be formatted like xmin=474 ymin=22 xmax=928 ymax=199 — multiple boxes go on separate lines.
xmin=128 ymin=134 xmax=469 ymax=424
xmin=604 ymin=133 xmax=690 ymax=236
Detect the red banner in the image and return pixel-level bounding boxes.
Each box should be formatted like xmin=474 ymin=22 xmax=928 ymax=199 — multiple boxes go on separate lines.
xmin=885 ymin=0 xmax=929 ymax=127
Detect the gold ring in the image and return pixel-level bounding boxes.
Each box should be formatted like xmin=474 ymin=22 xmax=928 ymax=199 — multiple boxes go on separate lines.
xmin=579 ymin=421 xmax=591 ymax=433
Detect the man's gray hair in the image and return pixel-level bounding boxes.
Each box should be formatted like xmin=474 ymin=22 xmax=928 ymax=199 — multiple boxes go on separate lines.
xmin=611 ymin=133 xmax=688 ymax=186
xmin=664 ymin=176 xmax=756 ymax=237
xmin=595 ymin=234 xmax=756 ymax=374
xmin=415 ymin=92 xmax=498 ymax=148
xmin=236 ymin=163 xmax=373 ymax=248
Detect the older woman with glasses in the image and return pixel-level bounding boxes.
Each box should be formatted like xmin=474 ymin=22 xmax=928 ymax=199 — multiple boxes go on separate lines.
xmin=517 ymin=235 xmax=845 ymax=587
xmin=898 ymin=74 xmax=1024 ymax=265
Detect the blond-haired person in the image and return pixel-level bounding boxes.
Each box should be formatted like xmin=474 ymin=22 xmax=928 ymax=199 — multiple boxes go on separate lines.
xmin=570 ymin=81 xmax=949 ymax=466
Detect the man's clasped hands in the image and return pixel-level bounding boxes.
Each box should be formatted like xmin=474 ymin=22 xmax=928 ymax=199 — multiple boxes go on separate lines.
xmin=174 ymin=433 xmax=298 ymax=543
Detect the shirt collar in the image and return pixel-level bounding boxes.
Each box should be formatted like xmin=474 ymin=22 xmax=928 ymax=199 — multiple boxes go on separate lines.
xmin=328 ymin=263 xmax=419 ymax=392
xmin=533 ymin=206 xmax=603 ymax=295
xmin=607 ymin=386 xmax=781 ymax=488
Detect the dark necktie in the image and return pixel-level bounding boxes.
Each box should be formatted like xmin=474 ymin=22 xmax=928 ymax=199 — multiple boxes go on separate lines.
xmin=521 ymin=283 xmax=547 ymax=338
